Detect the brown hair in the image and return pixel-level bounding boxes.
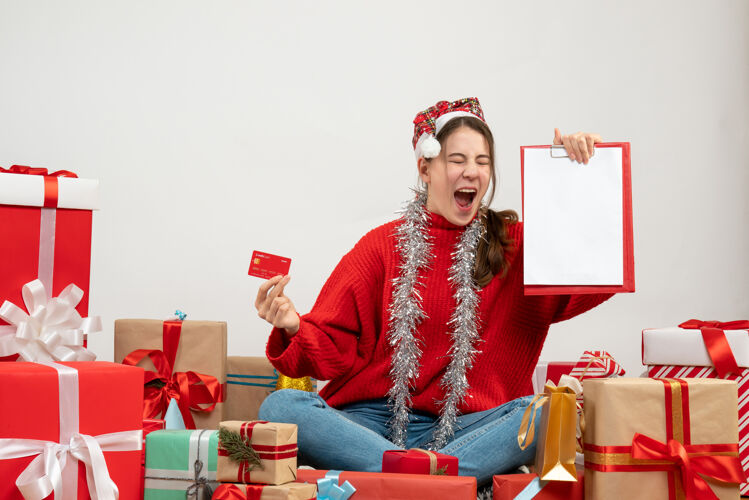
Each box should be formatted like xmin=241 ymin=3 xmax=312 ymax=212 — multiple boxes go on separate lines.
xmin=427 ymin=116 xmax=519 ymax=287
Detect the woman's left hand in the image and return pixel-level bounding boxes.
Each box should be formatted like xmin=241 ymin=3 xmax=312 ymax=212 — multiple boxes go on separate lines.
xmin=553 ymin=128 xmax=603 ymax=164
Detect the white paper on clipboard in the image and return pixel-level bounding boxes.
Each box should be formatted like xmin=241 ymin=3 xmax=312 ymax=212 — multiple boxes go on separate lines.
xmin=523 ymin=146 xmax=624 ymax=286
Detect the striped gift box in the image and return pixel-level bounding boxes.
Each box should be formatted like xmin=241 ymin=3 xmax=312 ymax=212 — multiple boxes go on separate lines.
xmin=569 ymin=350 xmax=626 ymax=380
xmin=647 ymin=364 xmax=749 ymax=495
xmin=569 ymin=350 xmax=626 ymax=410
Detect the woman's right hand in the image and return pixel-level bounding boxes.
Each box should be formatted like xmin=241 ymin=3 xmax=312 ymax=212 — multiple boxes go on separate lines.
xmin=255 ymin=275 xmax=300 ymax=336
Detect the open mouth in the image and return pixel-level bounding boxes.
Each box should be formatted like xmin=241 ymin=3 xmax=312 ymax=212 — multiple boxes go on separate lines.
xmin=454 ymin=188 xmax=477 ymax=211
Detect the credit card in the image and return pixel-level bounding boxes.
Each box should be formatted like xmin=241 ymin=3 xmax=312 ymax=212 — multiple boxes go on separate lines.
xmin=248 ymin=250 xmax=291 ymax=279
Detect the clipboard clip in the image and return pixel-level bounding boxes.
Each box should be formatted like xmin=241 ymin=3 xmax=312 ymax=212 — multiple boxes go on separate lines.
xmin=550 ymin=145 xmax=569 ymax=158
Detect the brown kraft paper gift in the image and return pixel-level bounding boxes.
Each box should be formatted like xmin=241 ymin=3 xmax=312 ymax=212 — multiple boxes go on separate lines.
xmin=226 ymin=356 xmax=318 ymax=421
xmin=114 ymin=318 xmax=227 ymax=429
xmin=217 ymin=420 xmax=298 ymax=485
xmin=583 ymin=378 xmax=744 ymax=500
xmin=226 ymin=356 xmax=278 ymax=421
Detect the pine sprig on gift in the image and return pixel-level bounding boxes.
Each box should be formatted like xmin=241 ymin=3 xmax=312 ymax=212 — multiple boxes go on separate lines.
xmin=218 ymin=427 xmax=262 ymax=470
xmin=433 ymin=465 xmax=448 ymax=475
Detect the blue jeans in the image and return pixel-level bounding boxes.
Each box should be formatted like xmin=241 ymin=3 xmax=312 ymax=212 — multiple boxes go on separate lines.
xmin=258 ymin=390 xmax=539 ymax=486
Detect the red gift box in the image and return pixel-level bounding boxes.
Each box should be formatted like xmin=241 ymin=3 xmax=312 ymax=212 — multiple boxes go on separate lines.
xmin=492 ymin=469 xmax=583 ymax=499
xmin=0 ymin=166 xmax=99 ymax=354
xmin=532 ymin=362 xmax=577 ymax=394
xmin=140 ymin=419 xmax=165 ymax=497
xmin=382 ymin=449 xmax=458 ymax=475
xmin=296 ymin=469 xmax=476 ymax=500
xmin=0 ymin=362 xmax=144 ymax=499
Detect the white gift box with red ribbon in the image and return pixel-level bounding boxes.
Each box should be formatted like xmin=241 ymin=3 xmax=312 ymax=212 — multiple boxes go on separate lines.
xmin=0 ymin=170 xmax=99 ymax=209
xmin=642 ymin=324 xmax=749 ymax=368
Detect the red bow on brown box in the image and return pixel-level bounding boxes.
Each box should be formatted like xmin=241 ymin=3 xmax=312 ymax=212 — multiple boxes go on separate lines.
xmin=123 ymin=320 xmax=223 ymax=428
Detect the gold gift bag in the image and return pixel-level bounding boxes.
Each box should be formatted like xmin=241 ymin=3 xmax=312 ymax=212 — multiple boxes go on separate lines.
xmin=518 ymin=380 xmax=580 ymax=481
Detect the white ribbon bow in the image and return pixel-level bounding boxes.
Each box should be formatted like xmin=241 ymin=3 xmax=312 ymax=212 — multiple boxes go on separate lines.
xmin=0 ymin=279 xmax=101 ymax=362
xmin=0 ymin=430 xmax=142 ymax=500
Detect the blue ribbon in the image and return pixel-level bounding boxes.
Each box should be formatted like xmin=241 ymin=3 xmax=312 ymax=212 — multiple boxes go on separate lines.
xmin=317 ymin=470 xmax=356 ymax=500
xmin=174 ymin=310 xmax=187 ymax=321
xmin=513 ymin=477 xmax=545 ymax=500
xmin=226 ymin=373 xmax=279 ymax=388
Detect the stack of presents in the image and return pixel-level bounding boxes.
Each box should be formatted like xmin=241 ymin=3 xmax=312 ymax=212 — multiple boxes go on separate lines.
xmin=1 ymin=165 xmax=748 ymax=499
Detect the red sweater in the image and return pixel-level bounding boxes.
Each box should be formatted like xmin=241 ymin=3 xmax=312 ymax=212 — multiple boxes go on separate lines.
xmin=267 ymin=211 xmax=612 ymax=415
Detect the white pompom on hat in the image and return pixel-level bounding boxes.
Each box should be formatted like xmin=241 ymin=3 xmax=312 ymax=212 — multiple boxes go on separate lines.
xmin=412 ymin=97 xmax=486 ymax=159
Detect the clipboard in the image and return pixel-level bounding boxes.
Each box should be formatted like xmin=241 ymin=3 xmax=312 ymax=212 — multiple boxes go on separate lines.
xmin=521 ymin=142 xmax=634 ymax=295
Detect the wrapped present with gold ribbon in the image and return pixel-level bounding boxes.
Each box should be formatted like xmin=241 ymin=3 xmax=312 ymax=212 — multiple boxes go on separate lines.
xmin=212 ymin=482 xmax=317 ymax=500
xmin=381 ymin=448 xmax=459 ymax=475
xmin=518 ymin=377 xmax=582 ymax=482
xmin=644 ymin=320 xmax=749 ymax=495
xmin=583 ymin=378 xmax=746 ymax=499
xmin=217 ymin=420 xmax=298 ymax=485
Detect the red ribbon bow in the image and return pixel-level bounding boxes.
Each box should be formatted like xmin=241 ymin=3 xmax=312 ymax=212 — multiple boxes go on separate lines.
xmin=631 ymin=432 xmax=746 ymax=500
xmin=0 ymin=164 xmax=78 ymax=178
xmin=212 ymin=484 xmax=265 ymax=500
xmin=122 ymin=320 xmax=223 ymax=428
xmin=1 ymin=164 xmax=78 ymax=208
xmin=679 ymin=319 xmax=749 ymax=377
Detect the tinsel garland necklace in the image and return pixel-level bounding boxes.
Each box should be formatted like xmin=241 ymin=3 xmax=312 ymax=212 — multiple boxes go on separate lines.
xmin=386 ymin=189 xmax=486 ymax=450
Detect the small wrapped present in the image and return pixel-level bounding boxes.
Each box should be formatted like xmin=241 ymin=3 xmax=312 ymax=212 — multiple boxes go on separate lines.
xmin=0 ymin=361 xmax=143 ymax=500
xmin=0 ymin=165 xmax=99 ymax=358
xmin=532 ymin=362 xmax=577 ymax=394
xmin=226 ymin=356 xmax=278 ymax=421
xmin=212 ymin=482 xmax=317 ymax=500
xmin=492 ymin=469 xmax=584 ymax=499
xmin=643 ymin=319 xmax=749 ymax=495
xmin=569 ymin=350 xmax=625 ymax=382
xmin=381 ymin=448 xmax=458 ymax=475
xmin=217 ymin=420 xmax=298 ymax=485
xmin=518 ymin=378 xmax=581 ymax=482
xmin=143 ymin=429 xmax=218 ymax=500
xmin=583 ymin=378 xmax=745 ymax=499
xmin=533 ymin=352 xmax=624 ymax=410
xmin=114 ymin=318 xmax=226 ymax=428
xmin=296 ymin=469 xmax=477 ymax=500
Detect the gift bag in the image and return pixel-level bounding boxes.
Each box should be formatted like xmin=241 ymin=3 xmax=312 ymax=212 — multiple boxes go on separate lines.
xmin=518 ymin=380 xmax=580 ymax=482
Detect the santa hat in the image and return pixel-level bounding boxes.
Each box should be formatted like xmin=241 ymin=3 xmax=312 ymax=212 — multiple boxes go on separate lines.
xmin=412 ymin=97 xmax=486 ymax=159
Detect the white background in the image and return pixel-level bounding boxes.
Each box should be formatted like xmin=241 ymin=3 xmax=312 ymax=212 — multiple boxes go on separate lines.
xmin=1 ymin=1 xmax=747 ymax=379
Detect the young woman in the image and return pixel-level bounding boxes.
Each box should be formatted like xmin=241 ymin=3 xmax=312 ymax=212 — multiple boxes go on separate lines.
xmin=254 ymin=97 xmax=610 ymax=487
